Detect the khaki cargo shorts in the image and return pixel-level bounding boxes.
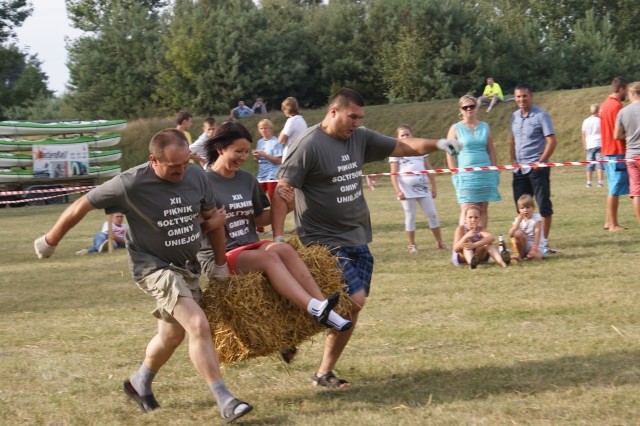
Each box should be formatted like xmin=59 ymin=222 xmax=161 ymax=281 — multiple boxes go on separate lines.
xmin=135 ymin=266 xmax=202 ymax=324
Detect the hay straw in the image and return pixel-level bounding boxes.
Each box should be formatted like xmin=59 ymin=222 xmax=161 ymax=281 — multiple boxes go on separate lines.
xmin=201 ymin=238 xmax=349 ymax=364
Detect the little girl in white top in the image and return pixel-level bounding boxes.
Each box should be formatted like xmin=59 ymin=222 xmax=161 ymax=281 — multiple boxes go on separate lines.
xmin=508 ymin=194 xmax=547 ymax=261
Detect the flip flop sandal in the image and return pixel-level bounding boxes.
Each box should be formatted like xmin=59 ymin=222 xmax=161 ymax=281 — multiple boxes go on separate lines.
xmin=222 ymin=398 xmax=253 ymax=424
xmin=122 ymin=379 xmax=160 ymax=413
xmin=311 ymin=371 xmax=350 ymax=389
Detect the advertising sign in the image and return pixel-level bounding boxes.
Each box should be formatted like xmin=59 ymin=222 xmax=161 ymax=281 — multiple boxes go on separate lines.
xmin=32 ymin=143 xmax=90 ymax=178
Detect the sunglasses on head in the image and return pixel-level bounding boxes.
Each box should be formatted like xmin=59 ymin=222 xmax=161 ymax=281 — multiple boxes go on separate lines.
xmin=461 ymin=104 xmax=476 ymax=111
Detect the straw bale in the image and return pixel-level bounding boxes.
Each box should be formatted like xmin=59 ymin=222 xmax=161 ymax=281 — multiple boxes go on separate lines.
xmin=201 ymin=238 xmax=350 ymax=364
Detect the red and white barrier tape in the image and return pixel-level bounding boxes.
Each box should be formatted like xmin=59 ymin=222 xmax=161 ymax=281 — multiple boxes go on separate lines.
xmin=0 ymin=189 xmax=92 ymax=205
xmin=0 ymin=185 xmax=96 ymax=197
xmin=1 ymin=158 xmax=635 ymax=204
xmin=365 ymin=158 xmax=637 ymax=177
xmin=0 ymin=186 xmax=95 ymax=205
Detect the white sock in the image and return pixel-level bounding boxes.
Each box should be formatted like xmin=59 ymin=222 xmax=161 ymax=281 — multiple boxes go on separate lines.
xmin=325 ymin=310 xmax=351 ymax=331
xmin=307 ymin=298 xmax=327 ymax=317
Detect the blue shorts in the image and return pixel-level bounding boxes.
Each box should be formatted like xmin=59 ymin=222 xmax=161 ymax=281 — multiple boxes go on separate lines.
xmin=330 ymin=245 xmax=374 ymax=297
xmin=586 ymin=147 xmax=604 ymax=172
xmin=603 ymin=155 xmax=629 ymax=196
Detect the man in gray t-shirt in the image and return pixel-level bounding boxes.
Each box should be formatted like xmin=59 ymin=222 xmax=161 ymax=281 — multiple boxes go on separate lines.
xmin=33 ymin=129 xmax=253 ymax=423
xmin=614 ymin=81 xmax=640 ymax=226
xmin=271 ymin=88 xmax=460 ymax=389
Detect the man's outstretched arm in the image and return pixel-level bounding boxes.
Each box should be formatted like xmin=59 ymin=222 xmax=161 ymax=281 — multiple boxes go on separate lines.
xmin=34 ymin=195 xmax=95 ymax=258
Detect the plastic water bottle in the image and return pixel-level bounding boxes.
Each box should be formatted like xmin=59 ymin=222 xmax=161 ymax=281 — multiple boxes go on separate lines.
xmin=498 ymin=234 xmax=510 ymax=264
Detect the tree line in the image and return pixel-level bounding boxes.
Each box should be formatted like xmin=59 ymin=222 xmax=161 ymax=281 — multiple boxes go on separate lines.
xmin=3 ymin=0 xmax=640 ymax=120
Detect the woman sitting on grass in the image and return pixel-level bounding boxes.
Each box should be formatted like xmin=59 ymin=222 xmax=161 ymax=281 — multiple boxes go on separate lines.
xmin=198 ymin=121 xmax=352 ymax=333
xmin=452 ymin=206 xmax=507 ymax=269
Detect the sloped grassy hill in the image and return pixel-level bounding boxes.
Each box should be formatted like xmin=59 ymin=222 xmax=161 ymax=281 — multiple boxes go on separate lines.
xmin=119 ymin=85 xmax=611 ymax=174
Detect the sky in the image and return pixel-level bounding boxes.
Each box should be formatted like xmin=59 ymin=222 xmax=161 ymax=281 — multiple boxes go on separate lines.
xmin=15 ymin=0 xmax=82 ymax=96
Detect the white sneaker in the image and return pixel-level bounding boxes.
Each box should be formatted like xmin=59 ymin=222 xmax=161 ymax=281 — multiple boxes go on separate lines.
xmin=597 ymin=181 xmax=603 ymax=187
xmin=586 ymin=182 xmax=592 ymax=187
xmin=75 ymin=248 xmax=89 ymax=256
xmin=98 ymin=241 xmax=110 ymax=253
xmin=408 ymin=244 xmax=418 ymax=254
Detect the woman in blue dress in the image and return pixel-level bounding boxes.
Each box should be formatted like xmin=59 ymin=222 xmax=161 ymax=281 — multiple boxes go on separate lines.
xmin=446 ymin=94 xmax=501 ymax=229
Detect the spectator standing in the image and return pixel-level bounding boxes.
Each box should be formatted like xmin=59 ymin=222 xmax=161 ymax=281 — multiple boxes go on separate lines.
xmin=278 ymin=97 xmax=307 ymax=161
xmin=176 ymin=110 xmax=193 ymax=144
xmin=447 ymin=94 xmax=501 ymax=230
xmin=509 ymin=83 xmax=557 ymax=252
xmin=581 ymin=104 xmax=604 ymax=188
xmin=389 ymin=124 xmax=447 ymax=254
xmin=614 ymin=81 xmax=640 ymax=226
xmin=477 ymin=77 xmax=504 ymax=113
xmin=253 ymin=118 xmax=283 ymax=200
xmin=189 ymin=117 xmax=216 ymax=167
xmin=600 ymin=77 xmax=629 ymax=232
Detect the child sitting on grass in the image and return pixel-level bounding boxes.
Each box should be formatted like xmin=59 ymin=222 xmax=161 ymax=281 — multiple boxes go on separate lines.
xmin=508 ymin=194 xmax=546 ymax=261
xmin=452 ymin=205 xmax=507 ymax=269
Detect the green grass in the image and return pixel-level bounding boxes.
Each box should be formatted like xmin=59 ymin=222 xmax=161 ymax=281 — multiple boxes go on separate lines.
xmin=2 ymin=166 xmax=640 ymax=425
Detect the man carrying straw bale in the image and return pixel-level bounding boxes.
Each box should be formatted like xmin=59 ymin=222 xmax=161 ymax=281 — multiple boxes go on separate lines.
xmin=33 ymin=129 xmax=253 ymax=424
xmin=271 ymin=87 xmax=460 ymax=388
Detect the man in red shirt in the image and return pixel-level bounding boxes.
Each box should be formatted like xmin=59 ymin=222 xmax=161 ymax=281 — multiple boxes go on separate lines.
xmin=600 ymin=77 xmax=629 ymax=231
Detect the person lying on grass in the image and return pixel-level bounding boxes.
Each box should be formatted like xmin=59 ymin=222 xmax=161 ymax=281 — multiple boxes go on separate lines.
xmin=452 ymin=205 xmax=508 ymax=269
xmin=197 ymin=121 xmax=352 ymax=333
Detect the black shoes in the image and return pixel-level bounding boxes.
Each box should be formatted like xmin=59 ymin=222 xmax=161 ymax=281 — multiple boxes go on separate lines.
xmin=122 ymin=380 xmax=160 ymax=413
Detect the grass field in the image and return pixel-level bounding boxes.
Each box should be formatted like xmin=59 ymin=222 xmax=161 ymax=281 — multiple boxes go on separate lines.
xmin=2 ymin=166 xmax=640 ymax=425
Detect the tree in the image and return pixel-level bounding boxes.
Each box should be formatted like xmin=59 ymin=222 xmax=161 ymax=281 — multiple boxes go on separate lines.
xmin=371 ymin=0 xmax=486 ymax=101
xmin=0 ymin=45 xmax=51 ymax=119
xmin=67 ymin=0 xmax=166 ymax=118
xmin=0 ymin=0 xmax=32 ymax=43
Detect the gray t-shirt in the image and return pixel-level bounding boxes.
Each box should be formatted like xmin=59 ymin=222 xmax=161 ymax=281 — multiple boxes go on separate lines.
xmin=277 ymin=124 xmax=396 ymax=247
xmin=87 ymin=162 xmax=217 ymax=281
xmin=196 ymin=169 xmax=269 ymax=274
xmin=616 ymin=103 xmax=640 ymax=159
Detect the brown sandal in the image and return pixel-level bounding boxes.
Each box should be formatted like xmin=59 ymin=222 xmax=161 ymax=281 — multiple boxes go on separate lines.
xmin=311 ymin=371 xmax=350 ymax=389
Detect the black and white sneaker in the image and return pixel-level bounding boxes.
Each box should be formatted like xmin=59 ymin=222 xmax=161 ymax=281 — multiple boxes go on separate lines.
xmin=313 ymin=292 xmax=340 ymax=326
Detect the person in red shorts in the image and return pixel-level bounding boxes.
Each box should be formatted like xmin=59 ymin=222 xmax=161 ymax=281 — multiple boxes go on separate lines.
xmin=614 ymin=81 xmax=640 ymax=226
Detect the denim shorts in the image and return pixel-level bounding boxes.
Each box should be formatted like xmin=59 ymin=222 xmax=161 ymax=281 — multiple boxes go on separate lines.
xmin=330 ymin=245 xmax=374 ymax=297
xmin=585 ymin=147 xmax=604 ymax=172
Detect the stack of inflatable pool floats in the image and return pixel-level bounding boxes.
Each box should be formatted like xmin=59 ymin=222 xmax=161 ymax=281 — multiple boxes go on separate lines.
xmin=0 ymin=119 xmax=127 ymax=183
